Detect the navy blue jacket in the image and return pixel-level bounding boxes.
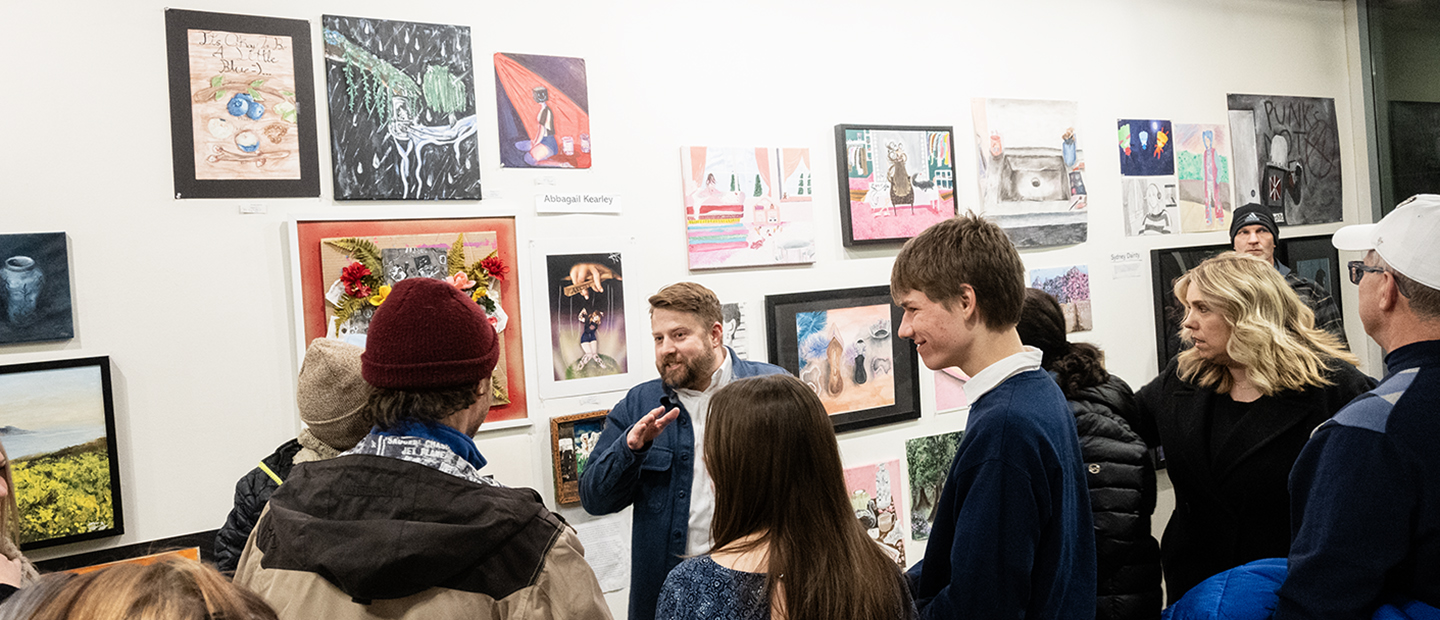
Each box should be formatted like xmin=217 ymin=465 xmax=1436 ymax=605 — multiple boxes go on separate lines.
xmin=907 ymin=369 xmax=1097 ymax=620
xmin=1277 ymin=340 xmax=1440 ymax=620
xmin=578 ymin=350 xmax=786 ymax=620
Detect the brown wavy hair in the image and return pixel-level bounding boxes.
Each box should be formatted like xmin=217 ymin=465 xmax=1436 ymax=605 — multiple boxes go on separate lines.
xmin=1174 ymin=252 xmax=1358 ymax=395
xmin=705 ymin=374 xmax=908 ymax=620
xmin=20 ymin=557 xmax=277 ymax=620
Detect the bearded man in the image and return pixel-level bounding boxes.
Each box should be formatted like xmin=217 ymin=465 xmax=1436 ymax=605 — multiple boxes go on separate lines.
xmin=580 ymin=282 xmax=787 ymax=620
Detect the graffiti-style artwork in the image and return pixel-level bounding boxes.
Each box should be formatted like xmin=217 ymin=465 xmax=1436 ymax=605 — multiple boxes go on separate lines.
xmin=682 ymin=147 xmax=816 ymax=269
xmin=1121 ymin=177 xmax=1179 ymax=237
xmin=906 ymin=430 xmax=964 ymax=540
xmin=1030 ymin=265 xmax=1092 ymax=333
xmin=165 ymin=9 xmax=319 ymax=198
xmin=972 ymin=98 xmax=1087 ymax=248
xmin=834 ymin=125 xmax=957 ymax=246
xmin=495 ymin=53 xmax=590 ymax=169
xmin=546 ymin=253 xmax=627 ymax=382
xmin=1175 ymin=123 xmax=1234 ymax=233
xmin=322 ymin=15 xmax=481 ymax=200
xmin=1227 ymin=94 xmax=1341 ymax=225
xmin=844 ymin=460 xmax=907 ymax=567
xmin=796 ymin=304 xmax=895 ymax=416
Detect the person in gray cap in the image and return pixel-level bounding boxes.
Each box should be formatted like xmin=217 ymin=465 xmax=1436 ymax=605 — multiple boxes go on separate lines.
xmin=1275 ymin=194 xmax=1440 ymax=619
xmin=1231 ymin=203 xmax=1348 ymax=347
xmin=213 ymin=337 xmax=371 ymax=574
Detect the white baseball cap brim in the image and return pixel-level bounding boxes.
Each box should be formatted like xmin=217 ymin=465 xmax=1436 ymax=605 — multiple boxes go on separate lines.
xmin=1332 ymin=194 xmax=1440 ymax=290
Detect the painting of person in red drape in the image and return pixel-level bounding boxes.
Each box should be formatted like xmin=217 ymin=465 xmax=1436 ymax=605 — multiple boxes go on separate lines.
xmin=494 ymin=53 xmax=591 ymax=168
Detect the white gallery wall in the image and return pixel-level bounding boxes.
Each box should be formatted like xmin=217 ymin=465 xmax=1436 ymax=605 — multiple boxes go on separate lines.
xmin=1 ymin=0 xmax=1374 ymax=616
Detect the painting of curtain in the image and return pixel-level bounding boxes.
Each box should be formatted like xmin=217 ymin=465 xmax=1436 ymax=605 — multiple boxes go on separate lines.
xmin=494 ymin=53 xmax=590 ymax=169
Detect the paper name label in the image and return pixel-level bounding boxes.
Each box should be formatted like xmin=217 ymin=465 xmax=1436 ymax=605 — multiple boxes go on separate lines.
xmin=535 ymin=193 xmax=622 ymax=214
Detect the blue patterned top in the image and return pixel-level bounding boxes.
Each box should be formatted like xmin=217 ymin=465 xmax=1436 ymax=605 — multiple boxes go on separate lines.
xmin=656 ymin=556 xmax=769 ymax=620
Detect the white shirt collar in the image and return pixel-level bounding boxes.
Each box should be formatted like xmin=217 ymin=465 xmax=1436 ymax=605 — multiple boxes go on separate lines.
xmin=675 ymin=347 xmax=732 ymax=397
xmin=962 ymin=347 xmax=1043 ymax=404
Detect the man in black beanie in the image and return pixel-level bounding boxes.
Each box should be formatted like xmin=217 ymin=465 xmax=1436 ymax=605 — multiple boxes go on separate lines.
xmin=1231 ymin=203 xmax=1348 ymax=347
xmin=235 ymin=277 xmax=610 ymax=620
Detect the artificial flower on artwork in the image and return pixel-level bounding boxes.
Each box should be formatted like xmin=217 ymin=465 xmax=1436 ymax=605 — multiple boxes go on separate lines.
xmin=325 ymin=234 xmax=509 ymax=335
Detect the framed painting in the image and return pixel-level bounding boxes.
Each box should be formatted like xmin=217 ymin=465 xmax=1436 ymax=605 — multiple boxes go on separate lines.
xmin=1 ymin=233 xmax=73 ymax=345
xmin=164 ymin=9 xmax=320 ymax=199
xmin=843 ymin=459 xmax=907 ymax=567
xmin=529 ymin=238 xmax=640 ymax=399
xmin=1150 ymin=242 xmax=1231 ymax=372
xmin=834 ymin=125 xmax=957 ymax=246
xmin=495 ymin=53 xmax=591 ymax=169
xmin=322 ymin=15 xmax=481 ymax=200
xmin=765 ymin=286 xmax=919 ymax=433
xmin=682 ymin=146 xmax=816 ymax=269
xmin=291 ymin=216 xmax=526 ymax=427
xmin=0 ymin=356 xmax=124 ymax=550
xmin=549 ymin=410 xmax=608 ymax=506
xmin=1277 ymin=234 xmax=1344 ymax=325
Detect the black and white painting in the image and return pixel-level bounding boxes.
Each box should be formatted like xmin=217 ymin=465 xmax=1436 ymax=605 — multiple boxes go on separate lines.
xmin=721 ymin=301 xmax=749 ymax=360
xmin=0 ymin=233 xmax=73 ymax=346
xmin=322 ymin=15 xmax=481 ymax=200
xmin=1227 ymin=94 xmax=1342 ymax=226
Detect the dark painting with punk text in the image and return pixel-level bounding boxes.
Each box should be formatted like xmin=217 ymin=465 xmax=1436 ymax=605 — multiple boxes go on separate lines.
xmin=322 ymin=15 xmax=481 ymax=200
xmin=1227 ymin=94 xmax=1341 ymax=226
xmin=0 ymin=233 xmax=73 ymax=345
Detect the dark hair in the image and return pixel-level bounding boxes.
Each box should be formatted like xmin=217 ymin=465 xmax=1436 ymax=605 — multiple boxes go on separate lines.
xmin=705 ymin=375 xmax=907 ymax=620
xmin=648 ymin=282 xmax=723 ymax=328
xmin=891 ymin=213 xmax=1025 ymax=330
xmin=1016 ymin=288 xmax=1106 ymax=399
xmin=361 ymin=381 xmax=483 ymax=430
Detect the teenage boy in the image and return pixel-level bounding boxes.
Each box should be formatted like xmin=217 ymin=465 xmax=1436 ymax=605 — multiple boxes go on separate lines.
xmin=893 ymin=214 xmax=1096 ymax=620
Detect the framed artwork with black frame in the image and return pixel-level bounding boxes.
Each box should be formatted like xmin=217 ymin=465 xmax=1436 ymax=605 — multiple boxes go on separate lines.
xmin=1150 ymin=234 xmax=1342 ymax=373
xmin=164 ymin=9 xmax=320 ymax=199
xmin=0 ymin=356 xmax=124 ymax=550
xmin=834 ymin=124 xmax=958 ymax=246
xmin=550 ymin=410 xmax=608 ymax=506
xmin=765 ymin=286 xmax=919 ymax=433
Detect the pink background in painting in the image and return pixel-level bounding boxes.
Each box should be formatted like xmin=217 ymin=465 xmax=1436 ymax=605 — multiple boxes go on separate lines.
xmin=934 ymin=368 xmax=969 ymax=411
xmin=843 ymin=459 xmax=907 ymax=566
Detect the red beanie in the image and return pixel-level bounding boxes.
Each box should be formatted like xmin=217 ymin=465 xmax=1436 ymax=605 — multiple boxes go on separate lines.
xmin=361 ymin=277 xmax=500 ymax=390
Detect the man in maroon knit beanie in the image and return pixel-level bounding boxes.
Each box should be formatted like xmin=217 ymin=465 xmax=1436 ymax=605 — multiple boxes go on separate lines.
xmin=237 ymin=277 xmax=609 ymax=619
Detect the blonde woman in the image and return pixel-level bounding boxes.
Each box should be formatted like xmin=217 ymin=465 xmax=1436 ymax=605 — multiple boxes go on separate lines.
xmin=0 ymin=440 xmax=39 ymax=604
xmin=0 ymin=557 xmax=277 ymax=620
xmin=1135 ymin=252 xmax=1374 ymax=604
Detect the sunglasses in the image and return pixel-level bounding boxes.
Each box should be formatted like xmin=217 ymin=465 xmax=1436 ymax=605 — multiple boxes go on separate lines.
xmin=1348 ymin=261 xmax=1386 ymax=285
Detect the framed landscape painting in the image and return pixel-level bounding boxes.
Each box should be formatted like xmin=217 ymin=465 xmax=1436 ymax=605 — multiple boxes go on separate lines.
xmin=765 ymin=286 xmax=919 ymax=433
xmin=550 ymin=410 xmax=608 ymax=506
xmin=834 ymin=125 xmax=957 ymax=246
xmin=164 ymin=9 xmax=320 ymax=198
xmin=0 ymin=356 xmax=123 ymax=550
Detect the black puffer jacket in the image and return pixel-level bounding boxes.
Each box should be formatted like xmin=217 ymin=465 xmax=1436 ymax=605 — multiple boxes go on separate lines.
xmin=1070 ymin=374 xmax=1163 ymax=620
xmin=214 ymin=439 xmax=302 ymax=574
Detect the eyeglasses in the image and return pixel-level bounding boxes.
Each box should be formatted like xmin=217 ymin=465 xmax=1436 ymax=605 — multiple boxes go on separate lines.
xmin=1348 ymin=261 xmax=1386 ymax=285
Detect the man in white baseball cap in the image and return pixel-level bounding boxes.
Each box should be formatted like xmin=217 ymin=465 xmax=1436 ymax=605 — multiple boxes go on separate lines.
xmin=1274 ymin=194 xmax=1440 ymax=619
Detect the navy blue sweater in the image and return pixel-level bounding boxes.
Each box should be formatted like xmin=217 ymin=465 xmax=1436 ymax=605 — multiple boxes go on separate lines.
xmin=1276 ymin=340 xmax=1440 ymax=620
xmin=907 ymin=369 xmax=1097 ymax=620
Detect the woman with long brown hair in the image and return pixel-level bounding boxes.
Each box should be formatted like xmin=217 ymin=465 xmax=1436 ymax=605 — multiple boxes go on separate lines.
xmin=0 ymin=440 xmax=39 ymax=604
xmin=655 ymin=374 xmax=913 ymax=620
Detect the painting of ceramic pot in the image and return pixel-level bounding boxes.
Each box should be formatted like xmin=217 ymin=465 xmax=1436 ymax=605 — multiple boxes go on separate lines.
xmin=0 ymin=233 xmax=73 ymax=345
xmin=3 ymin=256 xmax=44 ymax=325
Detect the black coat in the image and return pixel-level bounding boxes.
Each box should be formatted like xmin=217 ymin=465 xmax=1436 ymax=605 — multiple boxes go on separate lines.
xmin=1071 ymin=374 xmax=1163 ymax=620
xmin=1135 ymin=360 xmax=1374 ymax=604
xmin=214 ymin=439 xmax=301 ymax=573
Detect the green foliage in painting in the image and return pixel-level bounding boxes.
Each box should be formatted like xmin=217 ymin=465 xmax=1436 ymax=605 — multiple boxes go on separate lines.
xmin=423 ymin=65 xmax=465 ymax=115
xmin=325 ymin=238 xmax=383 ymax=275
xmin=13 ymin=439 xmax=114 ymax=545
xmin=905 ymin=430 xmax=963 ymax=540
xmin=753 ymin=175 xmax=764 ymax=197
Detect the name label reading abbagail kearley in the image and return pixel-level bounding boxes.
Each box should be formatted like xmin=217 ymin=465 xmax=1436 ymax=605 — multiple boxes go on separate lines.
xmin=535 ymin=193 xmax=623 ymax=215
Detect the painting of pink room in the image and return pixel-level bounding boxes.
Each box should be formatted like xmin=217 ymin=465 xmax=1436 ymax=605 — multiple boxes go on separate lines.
xmin=681 ymin=146 xmax=816 ymax=270
xmin=834 ymin=125 xmax=957 ymax=246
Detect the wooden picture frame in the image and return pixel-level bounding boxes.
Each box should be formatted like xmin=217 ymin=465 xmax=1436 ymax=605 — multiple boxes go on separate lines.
xmin=290 ymin=215 xmax=527 ymax=428
xmin=164 ymin=9 xmax=320 ymax=199
xmin=550 ymin=410 xmax=609 ymax=506
xmin=834 ymin=124 xmax=958 ymax=246
xmin=1 ymin=356 xmax=124 ymax=550
xmin=765 ymin=286 xmax=919 ymax=433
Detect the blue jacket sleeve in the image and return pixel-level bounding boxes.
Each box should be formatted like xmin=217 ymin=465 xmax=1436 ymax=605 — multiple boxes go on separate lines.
xmin=1274 ymin=421 xmax=1413 ymax=620
xmin=578 ymin=393 xmax=649 ymax=515
xmin=918 ymin=459 xmax=1047 ymax=619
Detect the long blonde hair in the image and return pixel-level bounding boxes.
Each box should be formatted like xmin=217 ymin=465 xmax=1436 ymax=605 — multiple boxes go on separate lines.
xmin=1175 ymin=252 xmax=1357 ymax=395
xmin=0 ymin=440 xmax=19 ymax=545
xmin=20 ymin=558 xmax=277 ymax=620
